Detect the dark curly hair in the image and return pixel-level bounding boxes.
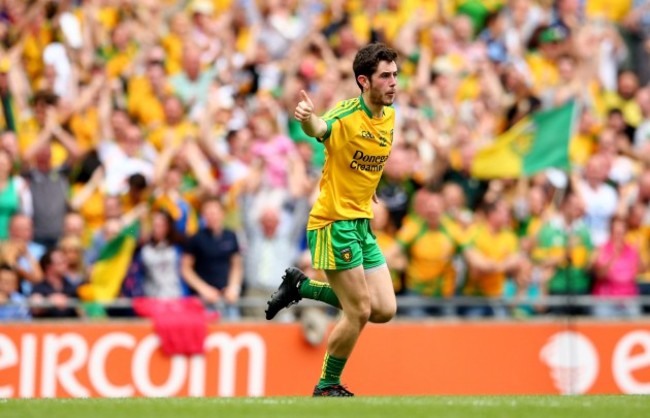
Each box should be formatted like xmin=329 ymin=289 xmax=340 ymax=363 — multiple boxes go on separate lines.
xmin=352 ymin=43 xmax=398 ymax=92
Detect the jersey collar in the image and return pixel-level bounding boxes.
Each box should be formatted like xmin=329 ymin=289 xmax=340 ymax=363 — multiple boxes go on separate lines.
xmin=359 ymin=94 xmax=380 ymax=119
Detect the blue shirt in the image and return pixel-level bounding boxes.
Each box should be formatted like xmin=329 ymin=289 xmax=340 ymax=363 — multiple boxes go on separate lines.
xmin=0 ymin=292 xmax=31 ymax=321
xmin=184 ymin=228 xmax=239 ymax=291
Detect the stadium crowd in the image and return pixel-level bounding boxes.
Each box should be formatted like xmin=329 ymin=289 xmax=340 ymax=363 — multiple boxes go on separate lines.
xmin=1 ymin=0 xmax=650 ymax=321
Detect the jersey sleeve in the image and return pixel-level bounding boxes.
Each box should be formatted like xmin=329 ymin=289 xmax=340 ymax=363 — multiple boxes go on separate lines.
xmin=320 ymin=99 xmax=355 ymax=142
xmin=396 ymin=218 xmax=424 ymax=250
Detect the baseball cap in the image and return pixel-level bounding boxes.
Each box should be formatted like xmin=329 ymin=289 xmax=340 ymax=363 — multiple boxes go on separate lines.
xmin=540 ymin=25 xmax=569 ymax=44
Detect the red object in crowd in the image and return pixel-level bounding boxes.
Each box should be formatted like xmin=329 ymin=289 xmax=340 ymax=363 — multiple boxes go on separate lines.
xmin=132 ymin=297 xmax=219 ymax=356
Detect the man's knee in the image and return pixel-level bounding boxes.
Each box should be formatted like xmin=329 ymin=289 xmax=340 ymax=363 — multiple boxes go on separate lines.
xmin=345 ymin=298 xmax=372 ymax=327
xmin=369 ymin=303 xmax=396 ymax=323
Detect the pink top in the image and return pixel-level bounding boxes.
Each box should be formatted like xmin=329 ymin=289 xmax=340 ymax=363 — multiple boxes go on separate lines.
xmin=592 ymin=242 xmax=639 ymax=297
xmin=251 ymin=134 xmax=295 ymax=188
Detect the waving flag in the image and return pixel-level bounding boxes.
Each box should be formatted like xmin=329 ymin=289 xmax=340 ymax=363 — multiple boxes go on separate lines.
xmin=471 ymin=101 xmax=577 ymax=179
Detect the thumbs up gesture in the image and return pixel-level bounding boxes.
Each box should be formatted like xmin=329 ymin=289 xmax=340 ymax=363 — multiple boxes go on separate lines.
xmin=294 ymin=90 xmax=315 ymax=122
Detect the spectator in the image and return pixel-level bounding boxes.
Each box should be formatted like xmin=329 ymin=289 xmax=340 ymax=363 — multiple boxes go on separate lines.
xmin=577 ymin=154 xmax=619 ymax=246
xmin=198 ymin=127 xmax=253 ymax=193
xmin=6 ymin=214 xmax=44 ymax=293
xmin=377 ymin=146 xmax=422 ymax=230
xmin=603 ymin=70 xmax=642 ymax=128
xmin=591 ymin=216 xmax=640 ymax=317
xmin=30 ymin=249 xmax=79 ymax=318
xmin=624 ymin=202 xmax=650 ymax=308
xmin=0 ymin=148 xmax=31 ymax=238
xmin=148 ymin=95 xmax=198 ymax=151
xmin=140 ymin=210 xmax=186 ymax=299
xmin=0 ymin=59 xmax=20 ymax=133
xmin=240 ymin=190 xmax=309 ymax=319
xmin=151 ymin=164 xmax=200 ymax=237
xmin=69 ymin=164 xmax=107 ymax=233
xmin=459 ymin=200 xmax=529 ymax=318
xmin=62 ymin=211 xmax=86 ymax=241
xmin=438 ymin=141 xmax=489 ymax=211
xmin=20 ymin=90 xmax=82 ymax=169
xmin=533 ymin=191 xmax=594 ymax=315
xmin=371 ymin=200 xmax=402 ymax=294
xmin=169 ymin=43 xmax=217 ymax=114
xmin=249 ymin=109 xmax=297 ymax=191
xmin=390 ymin=192 xmax=458 ymax=317
xmin=86 ymin=217 xmax=122 ymax=267
xmin=595 ymin=128 xmax=638 ymax=187
xmin=127 ymin=55 xmax=167 ymax=128
xmin=181 ymin=198 xmax=242 ymax=320
xmin=99 ymin=123 xmax=156 ymax=195
xmin=121 ymin=173 xmax=150 ymax=213
xmin=57 ymin=235 xmax=87 ymax=286
xmin=23 ymin=144 xmax=71 ymax=249
xmin=0 ymin=263 xmax=30 ymax=321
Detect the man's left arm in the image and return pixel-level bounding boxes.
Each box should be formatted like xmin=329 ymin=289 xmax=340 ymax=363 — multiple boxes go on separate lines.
xmin=223 ymin=253 xmax=243 ymax=304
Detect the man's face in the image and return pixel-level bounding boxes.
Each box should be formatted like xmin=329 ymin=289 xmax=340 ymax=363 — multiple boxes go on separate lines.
xmin=0 ymin=269 xmax=18 ymax=295
xmin=366 ymin=60 xmax=398 ymax=107
xmin=9 ymin=215 xmax=32 ymax=242
xmin=202 ymin=201 xmax=224 ymax=231
xmin=48 ymin=250 xmax=68 ymax=278
xmin=423 ymin=195 xmax=445 ymax=226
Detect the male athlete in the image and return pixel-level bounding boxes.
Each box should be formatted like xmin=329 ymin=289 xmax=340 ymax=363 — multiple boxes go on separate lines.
xmin=265 ymin=43 xmax=398 ymax=397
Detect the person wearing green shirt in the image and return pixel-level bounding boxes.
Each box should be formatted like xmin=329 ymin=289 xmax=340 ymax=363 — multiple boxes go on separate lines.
xmin=533 ymin=191 xmax=594 ymax=314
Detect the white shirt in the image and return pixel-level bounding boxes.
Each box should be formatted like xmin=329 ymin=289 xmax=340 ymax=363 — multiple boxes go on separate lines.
xmin=579 ymin=180 xmax=618 ymax=246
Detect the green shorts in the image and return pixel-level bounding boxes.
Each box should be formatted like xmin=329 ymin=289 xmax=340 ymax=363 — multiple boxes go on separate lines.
xmin=307 ymin=219 xmax=386 ymax=271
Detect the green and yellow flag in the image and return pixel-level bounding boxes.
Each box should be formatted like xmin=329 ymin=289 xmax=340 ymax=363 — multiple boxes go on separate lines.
xmin=471 ymin=101 xmax=577 ymax=179
xmin=79 ymin=222 xmax=139 ymax=302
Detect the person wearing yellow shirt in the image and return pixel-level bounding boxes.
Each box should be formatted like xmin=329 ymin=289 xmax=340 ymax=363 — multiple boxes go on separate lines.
xmin=127 ymin=60 xmax=168 ymax=128
xmin=441 ymin=182 xmax=474 ymax=248
xmin=161 ymin=13 xmax=191 ymax=76
xmin=151 ymin=166 xmax=199 ymax=237
xmin=585 ymin=0 xmax=633 ymax=22
xmin=460 ymin=200 xmax=529 ymax=317
xmin=147 ymin=95 xmax=198 ymax=151
xmin=97 ymin=22 xmax=139 ymax=80
xmin=602 ymin=71 xmax=643 ymax=127
xmin=371 ymin=200 xmax=402 ymax=294
xmin=570 ymin=108 xmax=600 ymax=169
xmin=121 ymin=173 xmax=150 ymax=214
xmin=22 ymin=15 xmax=54 ymax=88
xmin=265 ymin=44 xmax=399 ymax=397
xmin=532 ymin=191 xmax=594 ymax=315
xmin=525 ymin=25 xmax=566 ymax=96
xmin=391 ymin=192 xmax=459 ymax=317
xmin=69 ymin=165 xmax=107 ymax=233
xmin=502 ymin=62 xmax=541 ymax=129
xmin=20 ymin=91 xmax=82 ymax=169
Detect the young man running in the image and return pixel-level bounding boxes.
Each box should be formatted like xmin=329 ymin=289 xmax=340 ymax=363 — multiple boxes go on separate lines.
xmin=265 ymin=43 xmax=398 ymax=397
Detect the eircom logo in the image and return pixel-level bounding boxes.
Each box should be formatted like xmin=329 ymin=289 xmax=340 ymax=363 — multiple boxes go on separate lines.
xmin=540 ymin=330 xmax=650 ymax=395
xmin=540 ymin=331 xmax=599 ymax=395
xmin=0 ymin=331 xmax=266 ymax=398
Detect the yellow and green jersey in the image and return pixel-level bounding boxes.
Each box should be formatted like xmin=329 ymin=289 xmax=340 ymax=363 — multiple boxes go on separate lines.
xmin=462 ymin=222 xmax=519 ymax=297
xmin=531 ymin=217 xmax=594 ymax=294
xmin=308 ymin=96 xmax=395 ymax=230
xmin=396 ymin=219 xmax=458 ymax=297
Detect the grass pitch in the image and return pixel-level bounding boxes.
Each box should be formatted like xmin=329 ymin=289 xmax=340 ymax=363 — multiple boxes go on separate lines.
xmin=2 ymin=395 xmax=648 ymax=418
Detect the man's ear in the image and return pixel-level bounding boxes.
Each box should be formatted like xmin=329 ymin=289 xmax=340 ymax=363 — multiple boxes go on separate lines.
xmin=357 ymin=75 xmax=369 ymax=92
